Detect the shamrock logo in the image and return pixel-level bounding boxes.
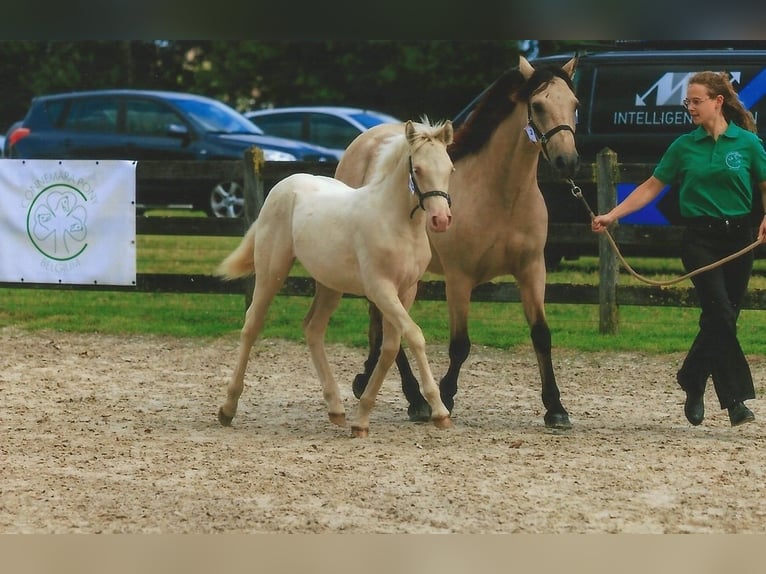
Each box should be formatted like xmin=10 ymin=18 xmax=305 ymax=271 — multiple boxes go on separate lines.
xmin=27 ymin=184 xmax=88 ymax=260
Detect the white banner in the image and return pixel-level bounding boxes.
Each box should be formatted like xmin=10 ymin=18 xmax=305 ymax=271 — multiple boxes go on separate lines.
xmin=0 ymin=160 xmax=136 ymax=286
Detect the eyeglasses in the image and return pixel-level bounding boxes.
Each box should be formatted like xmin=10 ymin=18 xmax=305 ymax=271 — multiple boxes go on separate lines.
xmin=682 ymin=97 xmax=711 ymax=109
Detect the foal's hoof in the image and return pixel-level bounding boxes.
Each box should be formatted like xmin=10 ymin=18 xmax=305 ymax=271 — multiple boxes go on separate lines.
xmin=432 ymin=415 xmax=452 ymax=430
xmin=351 ymin=425 xmax=369 ymax=438
xmin=328 ymin=412 xmax=346 ymax=427
xmin=218 ymin=407 xmax=234 ymax=427
xmin=544 ymin=411 xmax=571 ymax=430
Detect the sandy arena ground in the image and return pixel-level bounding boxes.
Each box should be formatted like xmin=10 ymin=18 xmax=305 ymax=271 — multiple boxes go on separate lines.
xmin=2 ymin=327 xmax=765 ymax=533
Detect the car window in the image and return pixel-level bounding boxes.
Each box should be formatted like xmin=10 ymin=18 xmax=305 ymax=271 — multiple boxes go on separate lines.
xmin=126 ymin=99 xmax=184 ymax=136
xmin=253 ymin=113 xmax=304 ymax=141
xmin=44 ymin=100 xmax=67 ymax=126
xmin=63 ymin=97 xmax=118 ymax=133
xmin=308 ymin=114 xmax=359 ymax=149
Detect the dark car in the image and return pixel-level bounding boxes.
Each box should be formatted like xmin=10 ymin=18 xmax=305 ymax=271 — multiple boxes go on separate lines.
xmin=4 ymin=89 xmax=338 ymax=217
xmin=452 ymin=47 xmax=766 ymax=265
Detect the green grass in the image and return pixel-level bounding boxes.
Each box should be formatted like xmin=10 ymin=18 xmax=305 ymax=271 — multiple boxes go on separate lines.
xmin=3 ymin=217 xmax=766 ymax=355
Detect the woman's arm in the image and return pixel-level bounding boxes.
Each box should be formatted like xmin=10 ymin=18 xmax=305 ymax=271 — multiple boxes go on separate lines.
xmin=591 ymin=176 xmax=667 ymax=232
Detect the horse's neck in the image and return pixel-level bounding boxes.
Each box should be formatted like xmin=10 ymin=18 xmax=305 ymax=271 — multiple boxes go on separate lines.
xmin=466 ymin=112 xmax=541 ymax=197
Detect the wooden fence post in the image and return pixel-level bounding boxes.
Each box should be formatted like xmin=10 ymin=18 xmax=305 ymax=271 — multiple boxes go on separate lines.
xmin=242 ymin=146 xmax=265 ymax=310
xmin=596 ymin=148 xmax=619 ymax=334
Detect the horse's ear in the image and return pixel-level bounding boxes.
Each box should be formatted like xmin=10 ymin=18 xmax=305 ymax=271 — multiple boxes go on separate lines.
xmin=405 ymin=120 xmax=416 ymax=145
xmin=518 ymin=56 xmax=535 ymax=80
xmin=441 ymin=120 xmax=454 ymax=145
xmin=562 ymin=56 xmax=578 ymax=79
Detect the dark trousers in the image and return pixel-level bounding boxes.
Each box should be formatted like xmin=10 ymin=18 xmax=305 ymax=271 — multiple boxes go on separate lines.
xmin=677 ymin=218 xmax=756 ymax=409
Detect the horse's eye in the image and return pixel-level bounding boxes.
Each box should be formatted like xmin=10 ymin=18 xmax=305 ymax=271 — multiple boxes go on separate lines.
xmin=532 ymin=102 xmax=544 ymax=114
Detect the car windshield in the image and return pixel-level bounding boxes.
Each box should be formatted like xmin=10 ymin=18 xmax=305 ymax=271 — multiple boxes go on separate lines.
xmin=170 ymin=97 xmax=264 ymax=134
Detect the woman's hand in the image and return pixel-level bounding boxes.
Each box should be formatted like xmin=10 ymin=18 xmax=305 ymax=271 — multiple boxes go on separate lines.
xmin=591 ymin=212 xmax=616 ymax=233
xmin=759 ymin=214 xmax=766 ymax=243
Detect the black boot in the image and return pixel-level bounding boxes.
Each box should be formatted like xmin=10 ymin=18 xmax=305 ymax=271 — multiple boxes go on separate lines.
xmin=684 ymin=389 xmax=705 ymax=426
xmin=728 ymin=401 xmax=755 ymax=427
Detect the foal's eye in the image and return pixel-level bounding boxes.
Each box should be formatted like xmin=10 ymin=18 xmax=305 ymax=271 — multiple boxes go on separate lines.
xmin=532 ymin=102 xmax=545 ymax=114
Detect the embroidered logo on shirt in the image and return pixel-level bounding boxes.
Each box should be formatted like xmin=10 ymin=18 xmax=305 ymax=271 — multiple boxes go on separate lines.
xmin=725 ymin=151 xmax=744 ymax=169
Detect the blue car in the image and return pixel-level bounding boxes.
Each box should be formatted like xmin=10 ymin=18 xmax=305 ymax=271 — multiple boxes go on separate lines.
xmin=4 ymin=89 xmax=338 ymax=217
xmin=245 ymin=106 xmax=401 ymax=159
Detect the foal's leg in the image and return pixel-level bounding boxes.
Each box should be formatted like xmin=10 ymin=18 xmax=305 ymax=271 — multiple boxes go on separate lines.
xmin=352 ymin=315 xmax=401 ymax=437
xmin=517 ymin=264 xmax=571 ymax=429
xmin=350 ymin=302 xmax=426 ymax=422
xmin=218 ymin=244 xmax=294 ymax=426
xmin=303 ymin=282 xmax=345 ymax=426
xmin=390 ymin=275 xmax=475 ymax=421
xmin=354 ymin=285 xmax=450 ymax=436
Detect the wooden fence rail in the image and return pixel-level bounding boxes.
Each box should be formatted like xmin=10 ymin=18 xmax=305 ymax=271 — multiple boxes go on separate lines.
xmin=5 ymin=150 xmax=766 ymax=332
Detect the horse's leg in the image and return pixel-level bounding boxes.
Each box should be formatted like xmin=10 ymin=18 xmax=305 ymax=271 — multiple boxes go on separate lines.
xmin=517 ymin=265 xmax=571 ymax=429
xmin=352 ymin=302 xmax=383 ymax=399
xmin=436 ymin=274 xmax=475 ymax=414
xmin=395 ymin=346 xmax=429 ymax=422
xmin=302 ymin=283 xmax=345 ymax=427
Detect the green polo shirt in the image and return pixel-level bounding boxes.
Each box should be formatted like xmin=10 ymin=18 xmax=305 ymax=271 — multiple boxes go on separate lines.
xmin=653 ymin=122 xmax=766 ymax=218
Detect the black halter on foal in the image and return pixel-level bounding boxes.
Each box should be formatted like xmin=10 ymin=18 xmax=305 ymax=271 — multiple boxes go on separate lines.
xmin=526 ymin=103 xmax=575 ymax=163
xmin=408 ymin=156 xmax=451 ymax=219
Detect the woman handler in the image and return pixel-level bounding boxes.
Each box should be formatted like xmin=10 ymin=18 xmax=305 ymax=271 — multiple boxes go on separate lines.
xmin=592 ymin=70 xmax=766 ymax=427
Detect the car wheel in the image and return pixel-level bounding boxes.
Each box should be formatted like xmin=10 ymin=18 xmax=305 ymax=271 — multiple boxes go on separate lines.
xmin=208 ymin=180 xmax=245 ymax=218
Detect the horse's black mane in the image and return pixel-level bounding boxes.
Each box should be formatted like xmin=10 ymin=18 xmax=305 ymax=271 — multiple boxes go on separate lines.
xmin=448 ymin=63 xmax=575 ymax=163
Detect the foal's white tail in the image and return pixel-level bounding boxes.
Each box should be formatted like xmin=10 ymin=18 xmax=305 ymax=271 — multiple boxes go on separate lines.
xmin=216 ymin=222 xmax=257 ymax=279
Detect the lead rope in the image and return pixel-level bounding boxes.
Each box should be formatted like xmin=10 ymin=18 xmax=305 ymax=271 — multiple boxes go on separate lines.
xmin=568 ymin=179 xmax=764 ymax=287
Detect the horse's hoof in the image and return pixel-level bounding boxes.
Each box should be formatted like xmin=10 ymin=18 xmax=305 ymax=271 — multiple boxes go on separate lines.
xmin=218 ymin=407 xmax=234 ymax=427
xmin=351 ymin=425 xmax=369 ymax=438
xmin=432 ymin=415 xmax=452 ymax=429
xmin=544 ymin=411 xmax=571 ymax=430
xmin=328 ymin=412 xmax=346 ymax=427
xmin=352 ymin=374 xmax=368 ymax=399
xmin=407 ymin=403 xmax=431 ymax=423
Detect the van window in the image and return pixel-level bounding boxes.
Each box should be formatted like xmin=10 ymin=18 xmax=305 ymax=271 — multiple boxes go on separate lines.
xmin=590 ymin=64 xmax=766 ymax=137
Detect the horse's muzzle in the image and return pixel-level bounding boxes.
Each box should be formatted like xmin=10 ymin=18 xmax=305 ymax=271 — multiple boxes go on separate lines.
xmin=553 ymin=153 xmax=580 ymax=179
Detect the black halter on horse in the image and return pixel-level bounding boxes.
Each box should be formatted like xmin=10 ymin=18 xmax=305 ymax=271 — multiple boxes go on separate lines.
xmin=408 ymin=156 xmax=451 ymax=218
xmin=526 ymin=104 xmax=575 ymax=163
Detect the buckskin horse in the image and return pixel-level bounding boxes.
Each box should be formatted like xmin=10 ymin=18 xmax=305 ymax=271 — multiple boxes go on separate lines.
xmin=335 ymin=56 xmax=580 ymax=428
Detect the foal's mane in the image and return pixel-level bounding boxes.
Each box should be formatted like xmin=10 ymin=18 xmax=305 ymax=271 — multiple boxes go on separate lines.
xmin=449 ymin=63 xmax=575 ymax=163
xmin=366 ymin=118 xmax=448 ymax=187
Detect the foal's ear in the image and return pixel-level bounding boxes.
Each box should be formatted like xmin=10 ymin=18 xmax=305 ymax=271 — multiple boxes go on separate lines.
xmin=440 ymin=120 xmax=454 ymax=145
xmin=562 ymin=56 xmax=578 ymax=79
xmin=518 ymin=56 xmax=535 ymax=80
xmin=405 ymin=120 xmax=416 ymax=145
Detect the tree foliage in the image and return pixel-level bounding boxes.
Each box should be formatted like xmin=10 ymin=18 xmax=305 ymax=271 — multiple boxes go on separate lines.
xmin=0 ymin=40 xmax=582 ymax=133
